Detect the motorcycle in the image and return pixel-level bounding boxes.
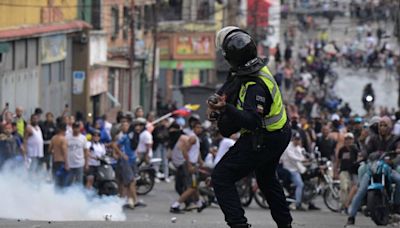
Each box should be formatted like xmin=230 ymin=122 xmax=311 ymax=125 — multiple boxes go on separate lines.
xmin=236 ymin=175 xmax=269 ymax=209
xmin=136 ymin=158 xmax=160 ymax=195
xmin=366 ymin=152 xmax=395 ymax=226
xmin=280 ymin=148 xmax=341 ymax=212
xmin=362 ymin=94 xmax=374 ymax=113
xmin=198 ymin=167 xmax=217 ymax=207
xmin=94 ymin=156 xmax=119 ymax=196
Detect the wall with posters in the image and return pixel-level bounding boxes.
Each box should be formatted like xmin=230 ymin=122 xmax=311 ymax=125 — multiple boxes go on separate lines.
xmin=158 ymin=32 xmax=216 ymax=105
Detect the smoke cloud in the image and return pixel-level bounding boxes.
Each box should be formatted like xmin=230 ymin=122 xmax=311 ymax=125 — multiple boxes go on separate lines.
xmin=0 ymin=163 xmax=126 ymax=221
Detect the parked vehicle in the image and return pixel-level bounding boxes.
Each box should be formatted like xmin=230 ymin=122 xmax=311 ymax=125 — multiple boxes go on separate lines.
xmin=136 ymin=158 xmax=160 ymax=195
xmin=366 ymin=152 xmax=395 ymax=226
xmin=95 ymin=156 xmax=119 ymax=196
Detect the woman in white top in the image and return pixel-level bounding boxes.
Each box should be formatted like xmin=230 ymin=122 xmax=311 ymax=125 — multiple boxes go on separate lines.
xmin=85 ymin=130 xmax=106 ymax=189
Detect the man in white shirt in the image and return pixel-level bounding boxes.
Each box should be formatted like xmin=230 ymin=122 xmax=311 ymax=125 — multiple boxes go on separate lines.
xmin=135 ymin=118 xmax=153 ymax=165
xmin=170 ymin=121 xmax=206 ymax=213
xmin=24 ymin=114 xmax=44 ymax=172
xmin=204 ymin=131 xmax=237 ymax=169
xmin=66 ymin=122 xmax=89 ymax=186
xmin=281 ymin=134 xmax=306 ymax=210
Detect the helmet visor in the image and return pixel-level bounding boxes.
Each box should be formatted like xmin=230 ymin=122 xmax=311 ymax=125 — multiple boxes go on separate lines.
xmin=215 ymin=26 xmax=240 ymax=50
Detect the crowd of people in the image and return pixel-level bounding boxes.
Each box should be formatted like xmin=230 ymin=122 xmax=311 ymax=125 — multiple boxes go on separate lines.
xmin=0 ymin=1 xmax=400 ymax=225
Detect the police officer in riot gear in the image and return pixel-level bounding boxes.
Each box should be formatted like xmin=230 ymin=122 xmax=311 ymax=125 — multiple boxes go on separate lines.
xmin=207 ymin=27 xmax=292 ymax=228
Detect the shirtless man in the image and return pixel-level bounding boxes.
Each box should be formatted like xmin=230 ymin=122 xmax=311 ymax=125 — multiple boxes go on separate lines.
xmin=49 ymin=123 xmax=69 ymax=187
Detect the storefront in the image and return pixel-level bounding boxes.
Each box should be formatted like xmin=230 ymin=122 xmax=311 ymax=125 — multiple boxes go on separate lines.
xmin=157 ymin=32 xmax=216 ymax=107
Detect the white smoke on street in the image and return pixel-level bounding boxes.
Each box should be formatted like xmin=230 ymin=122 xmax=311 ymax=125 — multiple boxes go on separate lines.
xmin=0 ymin=164 xmax=126 ymax=221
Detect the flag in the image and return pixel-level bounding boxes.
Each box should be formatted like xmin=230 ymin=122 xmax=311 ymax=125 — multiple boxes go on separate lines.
xmin=184 ymin=104 xmax=200 ymax=111
xmin=172 ymin=108 xmax=191 ymax=117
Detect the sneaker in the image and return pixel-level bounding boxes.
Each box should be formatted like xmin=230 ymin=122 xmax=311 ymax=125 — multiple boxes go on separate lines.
xmin=197 ymin=202 xmax=207 ymax=213
xmin=393 ymin=204 xmax=400 ymax=215
xmin=170 ymin=206 xmax=184 ymax=214
xmin=155 ymin=178 xmax=161 ymax=183
xmin=156 ymin=172 xmax=164 ymax=179
xmin=164 ymin=177 xmax=171 ymax=183
xmin=184 ymin=203 xmax=199 ymax=211
xmin=134 ymin=201 xmax=147 ymax=208
xmin=346 ymin=217 xmax=355 ymax=226
xmin=296 ymin=205 xmax=306 ymax=211
xmin=308 ymin=203 xmax=320 ymax=211
xmin=123 ymin=204 xmax=135 ymax=210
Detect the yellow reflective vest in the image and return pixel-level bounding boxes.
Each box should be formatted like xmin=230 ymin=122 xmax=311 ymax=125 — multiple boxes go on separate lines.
xmin=236 ymin=66 xmax=287 ymax=132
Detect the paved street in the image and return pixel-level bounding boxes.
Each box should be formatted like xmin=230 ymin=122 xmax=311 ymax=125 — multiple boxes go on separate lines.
xmin=281 ymin=14 xmax=399 ymax=115
xmin=0 ymin=181 xmax=383 ymax=228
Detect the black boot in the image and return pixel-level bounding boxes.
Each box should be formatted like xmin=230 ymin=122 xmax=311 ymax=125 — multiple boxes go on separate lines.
xmin=278 ymin=223 xmax=292 ymax=228
xmin=392 ymin=204 xmax=400 ymax=215
xmin=230 ymin=224 xmax=251 ymax=228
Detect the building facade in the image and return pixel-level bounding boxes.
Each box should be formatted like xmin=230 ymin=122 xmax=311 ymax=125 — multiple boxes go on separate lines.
xmin=0 ymin=0 xmax=91 ymax=118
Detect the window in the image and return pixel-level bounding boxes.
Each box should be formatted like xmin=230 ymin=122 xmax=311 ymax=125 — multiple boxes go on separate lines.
xmin=91 ymin=0 xmax=102 ymax=29
xmin=159 ymin=0 xmax=183 ymax=21
xmin=172 ymin=69 xmax=183 ymax=86
xmin=199 ymin=69 xmax=209 ymax=84
xmin=111 ymin=6 xmax=119 ymax=39
xmin=135 ymin=6 xmax=142 ymax=30
xmin=108 ymin=69 xmax=116 ymax=108
xmin=143 ymin=5 xmax=153 ymax=31
xmin=197 ymin=0 xmax=214 ymax=21
xmin=123 ymin=6 xmax=130 ymax=40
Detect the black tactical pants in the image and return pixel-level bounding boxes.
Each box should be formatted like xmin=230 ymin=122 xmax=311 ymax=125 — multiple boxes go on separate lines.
xmin=211 ymin=124 xmax=292 ymax=227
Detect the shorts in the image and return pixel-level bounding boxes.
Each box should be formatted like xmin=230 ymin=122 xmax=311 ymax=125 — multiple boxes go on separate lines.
xmin=175 ymin=162 xmax=198 ymax=193
xmin=86 ymin=166 xmax=99 ymax=177
xmin=116 ymin=158 xmax=136 ymax=186
xmin=52 ymin=161 xmax=67 ymax=187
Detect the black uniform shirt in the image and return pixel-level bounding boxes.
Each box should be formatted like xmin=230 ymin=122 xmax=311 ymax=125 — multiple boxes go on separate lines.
xmin=218 ymin=81 xmax=273 ymax=137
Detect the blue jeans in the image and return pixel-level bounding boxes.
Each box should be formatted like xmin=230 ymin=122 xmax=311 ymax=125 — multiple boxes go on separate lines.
xmin=65 ymin=167 xmax=84 ymax=187
xmin=349 ymin=170 xmax=400 ymax=218
xmin=154 ymin=144 xmax=169 ymax=178
xmin=290 ymin=171 xmax=304 ymax=206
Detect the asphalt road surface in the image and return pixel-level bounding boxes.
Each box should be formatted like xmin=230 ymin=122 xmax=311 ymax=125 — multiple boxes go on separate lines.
xmin=0 ymin=181 xmax=388 ymax=228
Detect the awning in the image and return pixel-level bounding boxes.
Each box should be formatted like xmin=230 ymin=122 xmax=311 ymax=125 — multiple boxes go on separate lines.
xmin=0 ymin=20 xmax=92 ymax=41
xmin=95 ymin=60 xmax=130 ymax=69
xmin=160 ymin=60 xmax=214 ymax=69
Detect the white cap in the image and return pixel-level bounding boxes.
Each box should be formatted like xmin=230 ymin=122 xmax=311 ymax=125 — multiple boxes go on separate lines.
xmin=344 ymin=132 xmax=354 ymax=139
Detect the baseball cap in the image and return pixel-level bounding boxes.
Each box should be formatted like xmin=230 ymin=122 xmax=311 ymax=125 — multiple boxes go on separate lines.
xmin=344 ymin=132 xmax=354 ymax=139
xmin=72 ymin=122 xmax=80 ymax=128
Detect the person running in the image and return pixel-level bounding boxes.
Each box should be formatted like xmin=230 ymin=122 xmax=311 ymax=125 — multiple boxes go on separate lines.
xmin=49 ymin=123 xmax=68 ymax=187
xmin=170 ymin=121 xmax=206 ymax=213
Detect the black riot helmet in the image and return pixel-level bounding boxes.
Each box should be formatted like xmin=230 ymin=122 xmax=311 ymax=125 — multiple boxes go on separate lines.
xmin=216 ymin=26 xmax=258 ymax=69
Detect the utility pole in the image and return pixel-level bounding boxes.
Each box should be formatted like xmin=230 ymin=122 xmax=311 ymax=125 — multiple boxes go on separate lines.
xmin=252 ymin=0 xmax=259 ymax=45
xmin=150 ymin=2 xmax=158 ymax=112
xmin=129 ymin=0 xmax=135 ymax=111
